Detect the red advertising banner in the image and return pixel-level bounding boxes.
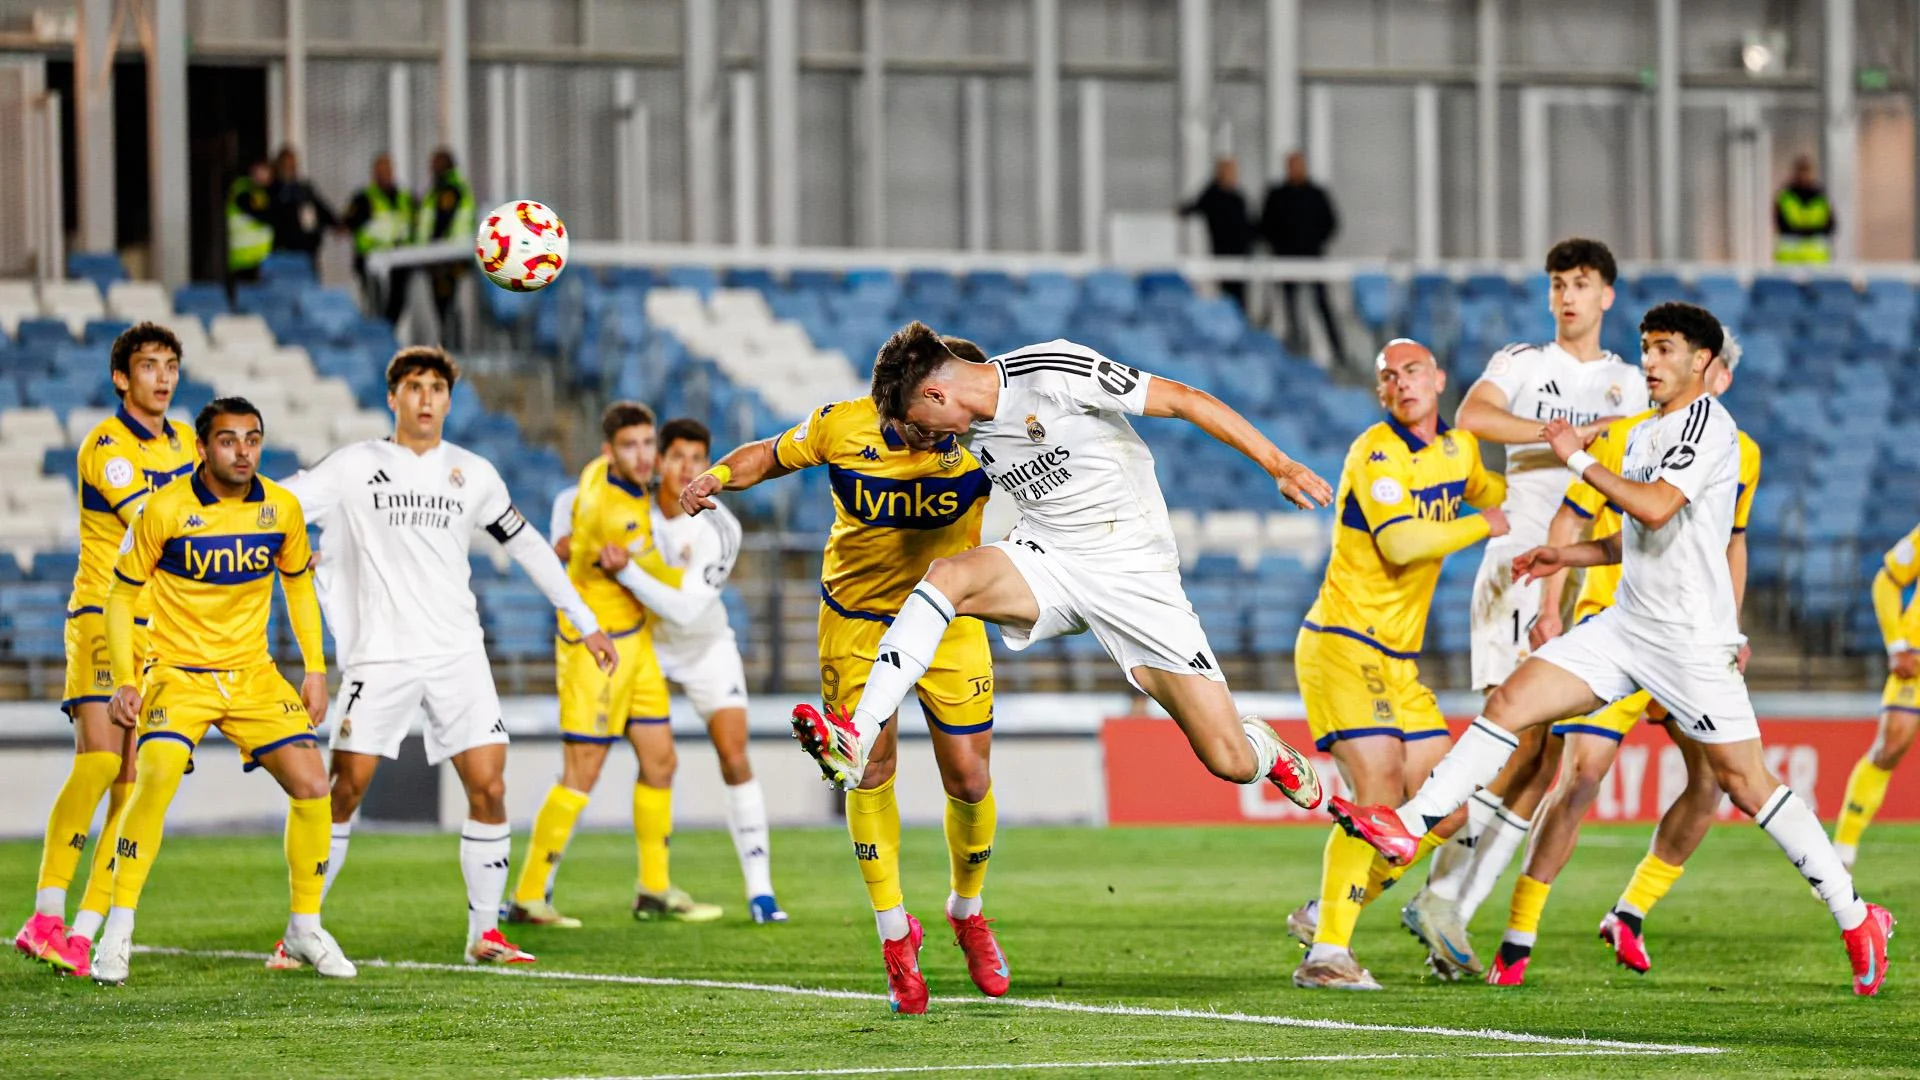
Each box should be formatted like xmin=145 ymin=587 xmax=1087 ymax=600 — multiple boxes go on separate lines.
xmin=1102 ymin=715 xmax=1909 ymax=825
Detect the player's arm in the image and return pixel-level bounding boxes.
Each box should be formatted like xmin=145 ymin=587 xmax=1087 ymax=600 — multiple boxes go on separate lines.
xmin=279 ymin=450 xmax=348 ymax=528
xmin=105 ymin=503 xmax=167 ymax=727
xmin=683 ymin=405 xmax=836 ymax=514
xmin=1876 ymin=528 xmax=1920 ymax=676
xmin=1514 ymin=532 xmax=1622 ymax=583
xmin=611 ymin=539 xmax=718 ymax=628
xmin=1541 ymin=417 xmax=1694 ymax=530
xmin=1529 ymin=498 xmax=1591 ymax=648
xmin=1455 ymin=349 xmax=1618 ymax=446
xmin=1141 ymin=377 xmax=1331 ymax=509
xmin=549 ymin=484 xmax=577 ymax=561
xmin=274 ymin=501 xmax=330 ymax=724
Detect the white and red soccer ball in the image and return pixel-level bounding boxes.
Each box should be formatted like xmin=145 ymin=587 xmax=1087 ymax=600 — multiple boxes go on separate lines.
xmin=475 ymin=200 xmax=568 ymax=292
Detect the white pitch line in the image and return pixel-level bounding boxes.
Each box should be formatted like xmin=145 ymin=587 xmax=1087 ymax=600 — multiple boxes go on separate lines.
xmin=537 ymin=1050 xmax=1713 ymax=1080
xmin=135 ymin=946 xmax=1724 ymax=1057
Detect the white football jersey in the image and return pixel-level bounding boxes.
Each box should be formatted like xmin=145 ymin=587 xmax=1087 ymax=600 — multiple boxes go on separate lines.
xmin=1474 ymin=341 xmax=1648 ymax=542
xmin=648 ymin=498 xmax=741 ymax=647
xmin=1612 ymin=395 xmax=1742 ymax=641
xmin=282 ymin=439 xmax=527 ymax=666
xmin=971 ymin=340 xmax=1178 ymax=572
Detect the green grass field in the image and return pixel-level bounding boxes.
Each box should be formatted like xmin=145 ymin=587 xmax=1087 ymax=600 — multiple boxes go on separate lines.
xmin=4 ymin=822 xmax=1918 ymax=1078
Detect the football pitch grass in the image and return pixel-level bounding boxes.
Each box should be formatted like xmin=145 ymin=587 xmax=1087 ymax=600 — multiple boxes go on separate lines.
xmin=5 ymin=823 xmax=1918 ymax=1078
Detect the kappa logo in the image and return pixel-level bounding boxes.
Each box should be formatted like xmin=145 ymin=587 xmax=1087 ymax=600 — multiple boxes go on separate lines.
xmin=184 ymin=514 xmax=205 ymax=530
xmin=1368 ymin=450 xmax=1388 ymax=463
xmin=96 ymin=433 xmax=116 ymax=447
xmin=368 ymin=470 xmax=392 ymax=485
xmin=860 ymin=446 xmax=881 ymax=461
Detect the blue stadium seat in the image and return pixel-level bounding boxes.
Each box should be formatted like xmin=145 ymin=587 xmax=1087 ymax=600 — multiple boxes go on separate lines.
xmin=15 ymin=318 xmax=73 ymax=350
xmin=67 ymin=251 xmax=128 ymax=289
xmin=29 ymin=551 xmax=78 ymax=584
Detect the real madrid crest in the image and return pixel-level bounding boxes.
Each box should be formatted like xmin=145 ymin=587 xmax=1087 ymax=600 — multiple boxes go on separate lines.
xmin=257 ymin=504 xmax=278 ymax=528
xmin=1025 ymin=415 xmax=1046 ymax=443
xmin=449 ymin=467 xmax=466 ymax=488
xmin=339 ymin=718 xmax=353 ymax=739
xmin=1606 ymin=384 xmax=1624 ymax=408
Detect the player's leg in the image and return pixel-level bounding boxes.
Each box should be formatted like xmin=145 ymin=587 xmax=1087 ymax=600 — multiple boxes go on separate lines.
xmin=627 ymin=640 xmax=719 ymax=923
xmin=919 ymin=620 xmax=1007 ymax=997
xmin=1295 ymin=734 xmax=1401 ymax=990
xmin=1602 ymin=710 xmax=1714 ymax=973
xmin=60 ymin=724 xmax=136 ymax=975
xmin=1832 ymin=698 xmax=1919 ymax=871
xmin=676 ymin=636 xmax=780 ymax=920
xmin=91 ymin=732 xmax=195 ymax=984
xmin=1389 ymin=683 xmax=1478 ymax=980
xmin=1443 ymin=728 xmax=1560 ymax=930
xmin=445 ymin=742 xmax=533 ymax=959
xmin=314 ymin=665 xmax=419 ymax=909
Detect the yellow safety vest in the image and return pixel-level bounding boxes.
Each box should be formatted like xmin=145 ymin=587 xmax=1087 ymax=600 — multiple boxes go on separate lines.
xmin=226 ymin=178 xmax=273 ymax=272
xmin=419 ymin=170 xmax=475 ymax=243
xmin=1776 ymin=189 xmax=1832 ymax=264
xmin=355 ymin=184 xmax=416 ymax=255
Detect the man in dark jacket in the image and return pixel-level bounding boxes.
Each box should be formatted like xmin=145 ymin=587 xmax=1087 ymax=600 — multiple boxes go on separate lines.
xmin=1180 ymin=156 xmax=1254 ymax=310
xmin=1261 ymin=152 xmax=1346 ymax=363
xmin=267 ymin=145 xmax=338 ymax=269
xmin=343 ymin=153 xmax=416 ymax=324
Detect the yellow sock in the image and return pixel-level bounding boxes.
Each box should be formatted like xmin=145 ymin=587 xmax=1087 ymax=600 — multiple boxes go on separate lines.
xmin=1506 ymin=874 xmax=1552 ymax=939
xmin=110 ymin=740 xmax=192 ymax=911
xmin=515 ymin=785 xmax=590 ymax=904
xmin=945 ymin=786 xmax=997 ymax=900
xmin=76 ymin=781 xmax=134 ymax=918
xmin=634 ymin=783 xmax=673 ymax=894
xmin=1833 ymin=757 xmax=1894 ymax=850
xmin=286 ymin=796 xmax=330 ymax=916
xmin=1361 ymin=831 xmax=1445 ymax=906
xmin=1618 ymin=853 xmax=1686 ymax=916
xmin=1313 ymin=828 xmax=1381 ymax=948
xmin=846 ymin=775 xmax=904 ymax=912
xmin=36 ymin=750 xmax=120 ymax=894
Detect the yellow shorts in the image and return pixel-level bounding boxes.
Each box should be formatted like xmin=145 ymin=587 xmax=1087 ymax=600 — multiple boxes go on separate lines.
xmin=818 ymin=603 xmax=994 ymax=735
xmin=1552 ymin=689 xmax=1652 ymax=741
xmin=136 ymin=661 xmax=315 ymax=770
xmin=1883 ymin=675 xmax=1920 ymax=715
xmin=1294 ymin=626 xmax=1448 ymax=752
xmin=63 ymin=609 xmax=149 ymax=714
xmin=556 ymin=625 xmax=670 ymax=743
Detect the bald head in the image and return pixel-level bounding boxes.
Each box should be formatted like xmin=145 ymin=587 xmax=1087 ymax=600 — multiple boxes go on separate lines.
xmin=1375 ymin=337 xmax=1445 ymax=429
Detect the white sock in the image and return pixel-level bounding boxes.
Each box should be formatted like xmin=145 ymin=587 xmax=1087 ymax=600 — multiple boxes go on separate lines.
xmin=1305 ymin=942 xmax=1349 ymax=963
xmin=723 ymin=779 xmax=775 ymax=900
xmin=287 ymin=912 xmax=321 ymax=936
xmin=947 ymin=891 xmax=983 ymax=920
xmin=35 ymin=887 xmax=65 ymax=917
xmin=848 ymin=583 xmax=955 ymax=746
xmin=875 ymin=904 xmax=910 ymax=942
xmin=322 ymin=822 xmax=353 ymax=899
xmin=103 ymin=905 xmax=135 ymax=940
xmin=1242 ymin=729 xmax=1278 ymax=783
xmin=70 ymin=909 xmax=104 ymax=941
xmin=1757 ymin=785 xmax=1868 ymax=931
xmin=1460 ymin=807 xmax=1531 ymax=924
xmin=460 ymin=819 xmax=513 ymax=941
xmin=1426 ymin=790 xmax=1502 ymax=902
xmin=1394 ymin=718 xmax=1520 ymax=836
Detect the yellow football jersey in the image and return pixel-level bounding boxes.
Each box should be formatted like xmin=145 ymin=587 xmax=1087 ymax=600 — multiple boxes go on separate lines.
xmin=1879 ymin=523 xmax=1920 ymax=644
xmin=72 ymin=407 xmax=198 ymax=612
xmin=774 ymin=397 xmax=990 ymax=618
xmin=1304 ymin=419 xmax=1503 ymax=658
xmin=561 ymin=456 xmax=653 ymax=639
xmin=112 ymin=472 xmax=314 ymax=671
xmin=1566 ymin=411 xmax=1760 ymax=622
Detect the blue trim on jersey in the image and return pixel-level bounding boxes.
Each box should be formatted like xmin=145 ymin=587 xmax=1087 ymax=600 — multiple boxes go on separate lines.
xmin=1313 ymin=726 xmax=1405 ymax=751
xmin=1884 ymin=705 xmax=1920 ymax=717
xmin=243 ymin=731 xmax=319 ymax=772
xmin=625 ymin=715 xmax=670 ymax=727
xmin=114 ymin=569 xmax=145 ymax=587
xmin=1299 ymin=621 xmax=1419 ymax=660
xmin=137 ymin=730 xmax=198 ymax=752
xmin=555 ymin=622 xmax=644 ymax=646
xmin=68 ymin=606 xmax=104 ymax=617
xmin=826 ymin=465 xmax=989 ymax=530
xmin=191 ymin=472 xmax=266 ymax=505
xmin=820 ymin=584 xmax=893 ymax=625
xmin=62 ymin=694 xmax=111 ymax=712
xmin=1402 ymin=728 xmax=1451 ymax=742
xmin=1562 ymin=496 xmax=1593 ymax=520
xmin=1549 ymin=722 xmax=1626 ymax=742
xmin=1385 ymin=414 xmax=1450 ymax=453
xmin=605 ymin=471 xmax=648 ymax=499
xmin=926 ymin=712 xmax=993 ymax=735
xmin=561 ymin=732 xmax=622 ymax=745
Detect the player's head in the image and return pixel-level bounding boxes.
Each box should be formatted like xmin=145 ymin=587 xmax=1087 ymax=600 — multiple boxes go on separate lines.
xmin=656 ymin=416 xmax=711 ymax=499
xmin=1706 ymin=323 xmax=1740 ymax=396
xmin=194 ymin=396 xmax=264 ymax=489
xmin=872 ymin=321 xmax=969 ymax=448
xmin=386 ymin=346 xmax=461 ymax=442
xmin=601 ymin=401 xmax=658 ymax=487
xmin=1374 ymin=338 xmax=1445 ymax=428
xmin=941 ymin=336 xmax=989 ymax=365
xmin=1638 ymin=302 xmax=1723 ymax=406
xmin=109 ymin=321 xmax=182 ymax=415
xmin=1544 ymin=238 xmax=1616 ymax=341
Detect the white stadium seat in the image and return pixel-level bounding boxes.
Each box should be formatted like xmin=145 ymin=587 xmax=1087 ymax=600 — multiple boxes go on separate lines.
xmin=208 ymin=313 xmax=274 ymax=349
xmin=63 ymin=408 xmax=112 ymax=445
xmin=0 ymin=407 xmax=65 ymax=450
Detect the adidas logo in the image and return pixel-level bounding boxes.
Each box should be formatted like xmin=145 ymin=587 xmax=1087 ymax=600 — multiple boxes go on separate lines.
xmin=878 ymin=649 xmax=901 ymax=668
xmin=489 ymin=718 xmax=507 ymax=734
xmin=1691 ymin=715 xmax=1717 ymax=733
xmin=1187 ymin=652 xmax=1214 ymax=672
xmin=368 ymin=470 xmax=392 ymax=485
xmin=1540 ymin=380 xmax=1562 ymax=396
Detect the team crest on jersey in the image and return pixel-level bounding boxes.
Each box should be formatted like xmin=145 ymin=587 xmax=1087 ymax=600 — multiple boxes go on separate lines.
xmin=1025 ymin=415 xmax=1046 ymax=442
xmin=338 ymin=718 xmax=352 ymax=739
xmin=939 ymin=447 xmax=963 ymax=469
xmin=1441 ymin=433 xmax=1459 ymax=456
xmin=1606 ymin=384 xmax=1625 ymax=408
xmin=104 ymin=457 xmax=135 ymax=488
xmin=143 ymin=707 xmax=168 ymax=728
xmin=449 ymin=467 xmax=466 ymax=488
xmin=257 ymin=505 xmax=278 ymax=529
xmin=167 ymin=429 xmax=181 ymax=450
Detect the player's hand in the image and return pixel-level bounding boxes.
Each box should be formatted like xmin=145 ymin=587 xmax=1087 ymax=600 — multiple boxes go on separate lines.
xmin=1574 ymin=416 xmax=1624 ymax=446
xmin=1893 ymin=649 xmax=1920 ymax=679
xmin=301 ymin=672 xmax=330 ymax=729
xmin=1540 ymin=418 xmax=1585 ymax=464
xmin=1529 ymin=607 xmax=1563 ymax=650
xmin=552 ymin=535 xmax=571 ymax=562
xmin=1275 ymin=461 xmax=1334 ymax=510
xmin=108 ymin=685 xmax=142 ymax=730
xmin=584 ymin=630 xmax=619 ymax=673
xmin=1482 ymin=506 xmax=1510 ymax=539
xmin=680 ymin=472 xmax=723 ymax=516
xmin=1512 ymin=546 xmax=1566 ymax=584
xmin=1736 ymin=642 xmax=1753 ymax=674
xmin=597 ymin=542 xmax=630 ymax=572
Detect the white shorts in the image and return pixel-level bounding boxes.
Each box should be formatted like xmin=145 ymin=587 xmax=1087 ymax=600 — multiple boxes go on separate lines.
xmin=331 ymin=649 xmax=507 ymax=766
xmin=656 ymin=632 xmax=750 ymax=718
xmin=992 ymin=535 xmax=1223 ymax=692
xmin=1471 ymin=537 xmax=1542 ymax=690
xmin=1531 ymin=607 xmax=1758 ymax=745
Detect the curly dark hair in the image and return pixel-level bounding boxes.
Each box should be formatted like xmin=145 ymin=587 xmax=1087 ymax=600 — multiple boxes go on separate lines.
xmin=1640 ymin=301 xmax=1725 ymax=359
xmin=109 ymin=322 xmax=183 ymax=398
xmin=870 ymin=321 xmax=956 ymax=424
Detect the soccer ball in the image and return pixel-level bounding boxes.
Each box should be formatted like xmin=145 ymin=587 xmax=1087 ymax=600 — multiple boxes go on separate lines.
xmin=475 ymin=200 xmax=568 ymax=292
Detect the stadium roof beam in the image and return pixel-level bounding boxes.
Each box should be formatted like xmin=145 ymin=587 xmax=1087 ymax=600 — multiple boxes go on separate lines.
xmin=74 ymin=0 xmax=115 ymax=254
xmin=144 ymin=0 xmax=188 ymax=287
